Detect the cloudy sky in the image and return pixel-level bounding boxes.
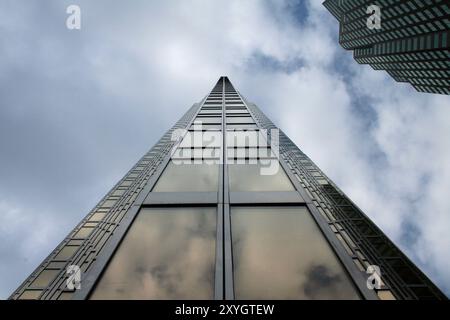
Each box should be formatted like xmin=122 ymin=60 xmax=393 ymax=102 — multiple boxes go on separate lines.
xmin=0 ymin=0 xmax=449 ymax=299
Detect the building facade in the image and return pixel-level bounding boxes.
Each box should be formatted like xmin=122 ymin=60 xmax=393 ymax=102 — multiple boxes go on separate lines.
xmin=10 ymin=77 xmax=446 ymax=300
xmin=323 ymin=0 xmax=450 ymax=94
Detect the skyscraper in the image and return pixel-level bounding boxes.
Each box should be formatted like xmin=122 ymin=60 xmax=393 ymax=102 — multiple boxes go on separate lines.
xmin=323 ymin=0 xmax=450 ymax=95
xmin=10 ymin=77 xmax=446 ymax=300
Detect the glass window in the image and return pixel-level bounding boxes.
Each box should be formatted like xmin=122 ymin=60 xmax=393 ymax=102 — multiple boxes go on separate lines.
xmin=226 ymin=130 xmax=265 ymax=148
xmin=227 ymin=117 xmax=254 ymax=124
xmin=227 ymin=124 xmax=259 ymax=130
xmin=18 ymin=290 xmax=42 ymax=300
xmin=172 ymin=147 xmax=221 ymax=159
xmin=89 ymin=211 xmax=107 ymax=222
xmin=54 ymin=245 xmax=79 ymax=260
xmin=199 ymin=110 xmax=221 ymax=115
xmin=227 ymin=147 xmax=274 ymax=159
xmin=90 ymin=207 xmax=216 ymax=299
xmin=195 ymin=117 xmax=221 ymax=124
xmin=179 ymin=131 xmax=222 ymax=148
xmin=226 ymin=110 xmax=248 ymax=114
xmin=30 ymin=269 xmax=59 ymax=287
xmin=73 ymin=226 xmax=94 ymax=239
xmin=228 ymin=163 xmax=294 ymax=191
xmin=190 ymin=124 xmax=221 ymax=131
xmin=231 ymin=206 xmax=360 ymax=299
xmin=153 ymin=161 xmax=218 ymax=192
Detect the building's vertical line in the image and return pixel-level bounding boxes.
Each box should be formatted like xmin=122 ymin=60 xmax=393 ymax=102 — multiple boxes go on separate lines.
xmin=214 ymin=78 xmax=224 ymax=300
xmin=222 ymin=77 xmax=234 ymax=300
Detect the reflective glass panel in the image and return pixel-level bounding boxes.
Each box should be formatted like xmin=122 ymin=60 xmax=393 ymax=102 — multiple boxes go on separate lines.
xmin=226 ymin=130 xmax=266 ymax=148
xmin=30 ymin=269 xmax=59 ymax=287
xmin=227 ymin=124 xmax=259 ymax=130
xmin=227 ymin=147 xmax=274 ymax=159
xmin=195 ymin=117 xmax=221 ymax=124
xmin=153 ymin=161 xmax=218 ymax=192
xmin=91 ymin=207 xmax=216 ymax=299
xmin=227 ymin=117 xmax=254 ymax=124
xmin=228 ymin=163 xmax=294 ymax=191
xmin=231 ymin=207 xmax=360 ymax=299
xmin=179 ymin=131 xmax=222 ymax=148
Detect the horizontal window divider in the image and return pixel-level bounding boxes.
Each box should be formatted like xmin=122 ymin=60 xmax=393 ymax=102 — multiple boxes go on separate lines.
xmin=229 ymin=191 xmax=305 ymax=204
xmin=144 ymin=191 xmax=219 ymax=205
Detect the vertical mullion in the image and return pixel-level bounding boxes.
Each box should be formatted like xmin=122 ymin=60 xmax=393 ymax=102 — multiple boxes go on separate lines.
xmin=214 ymin=78 xmax=224 ymax=300
xmin=222 ymin=78 xmax=235 ymax=299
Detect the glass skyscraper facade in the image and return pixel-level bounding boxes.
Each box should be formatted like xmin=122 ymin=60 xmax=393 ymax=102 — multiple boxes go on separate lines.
xmin=10 ymin=77 xmax=446 ymax=300
xmin=323 ymin=0 xmax=450 ymax=94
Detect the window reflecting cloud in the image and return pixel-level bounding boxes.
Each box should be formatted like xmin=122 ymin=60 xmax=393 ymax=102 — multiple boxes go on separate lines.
xmin=90 ymin=207 xmax=216 ymax=299
xmin=232 ymin=207 xmax=360 ymax=299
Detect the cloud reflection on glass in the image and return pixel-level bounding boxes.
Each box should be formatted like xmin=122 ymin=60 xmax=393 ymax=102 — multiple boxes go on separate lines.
xmin=232 ymin=207 xmax=360 ymax=299
xmin=90 ymin=207 xmax=216 ymax=299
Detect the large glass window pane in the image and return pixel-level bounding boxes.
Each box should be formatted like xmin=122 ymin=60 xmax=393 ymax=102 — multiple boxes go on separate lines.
xmin=179 ymin=131 xmax=222 ymax=148
xmin=91 ymin=207 xmax=216 ymax=299
xmin=172 ymin=147 xmax=221 ymax=159
xmin=227 ymin=117 xmax=254 ymax=124
xmin=228 ymin=163 xmax=294 ymax=191
xmin=226 ymin=110 xmax=248 ymax=114
xmin=227 ymin=147 xmax=274 ymax=159
xmin=153 ymin=161 xmax=219 ymax=192
xmin=195 ymin=117 xmax=222 ymax=124
xmin=227 ymin=124 xmax=259 ymax=130
xmin=190 ymin=124 xmax=221 ymax=131
xmin=231 ymin=207 xmax=360 ymax=299
xmin=227 ymin=130 xmax=267 ymax=148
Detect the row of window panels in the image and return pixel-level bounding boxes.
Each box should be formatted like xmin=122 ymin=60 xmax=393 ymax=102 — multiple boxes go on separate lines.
xmin=389 ymin=72 xmax=450 ymax=85
xmin=200 ymin=105 xmax=247 ymax=113
xmin=200 ymin=106 xmax=246 ymax=111
xmin=172 ymin=147 xmax=275 ymax=159
xmin=340 ymin=23 xmax=443 ymax=45
xmin=339 ymin=0 xmax=446 ymax=15
xmin=198 ymin=108 xmax=247 ymax=113
xmin=365 ymin=59 xmax=450 ymax=71
xmin=355 ymin=31 xmax=448 ymax=57
xmin=341 ymin=11 xmax=450 ymax=40
xmin=372 ymin=68 xmax=450 ymax=81
xmin=205 ymin=97 xmax=241 ymax=101
xmin=341 ymin=4 xmax=449 ymax=35
xmin=340 ymin=23 xmax=449 ymax=49
xmin=86 ymin=206 xmax=362 ymax=299
xmin=409 ymin=81 xmax=450 ymax=92
xmin=192 ymin=118 xmax=255 ymax=126
xmin=189 ymin=124 xmax=259 ymax=131
xmin=201 ymin=104 xmax=246 ymax=108
xmin=152 ymin=161 xmax=291 ymax=193
xmin=414 ymin=84 xmax=450 ymax=94
xmin=198 ymin=111 xmax=250 ymax=116
xmin=342 ymin=1 xmax=449 ymax=23
xmin=386 ymin=72 xmax=443 ymax=85
xmin=355 ymin=49 xmax=450 ymax=64
xmin=179 ymin=130 xmax=270 ymax=148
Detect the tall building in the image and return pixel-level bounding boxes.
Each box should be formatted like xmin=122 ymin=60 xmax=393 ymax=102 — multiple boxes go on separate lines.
xmin=10 ymin=77 xmax=446 ymax=300
xmin=323 ymin=0 xmax=450 ymax=95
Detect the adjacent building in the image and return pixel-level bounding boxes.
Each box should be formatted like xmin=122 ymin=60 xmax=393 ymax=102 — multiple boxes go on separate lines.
xmin=323 ymin=0 xmax=450 ymax=94
xmin=10 ymin=77 xmax=446 ymax=300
